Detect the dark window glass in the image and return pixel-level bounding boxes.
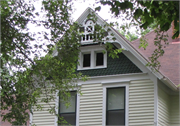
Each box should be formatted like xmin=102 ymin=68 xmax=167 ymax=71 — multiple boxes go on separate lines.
xmin=96 ymin=52 xmax=104 ymax=66
xmin=106 ymin=87 xmax=125 ymax=125
xmin=83 ymin=54 xmax=90 ymax=67
xmin=107 ymin=110 xmax=125 ymax=125
xmin=59 ymin=91 xmax=76 ymax=125
xmin=60 ymin=113 xmax=76 ymax=125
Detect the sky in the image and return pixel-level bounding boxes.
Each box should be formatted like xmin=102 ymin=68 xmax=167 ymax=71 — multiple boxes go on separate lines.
xmin=71 ymin=0 xmax=126 ymax=27
xmin=28 ymin=0 xmax=133 ymax=58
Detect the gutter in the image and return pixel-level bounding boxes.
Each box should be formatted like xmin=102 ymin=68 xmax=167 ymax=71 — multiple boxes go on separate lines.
xmin=161 ymin=76 xmax=179 ymax=91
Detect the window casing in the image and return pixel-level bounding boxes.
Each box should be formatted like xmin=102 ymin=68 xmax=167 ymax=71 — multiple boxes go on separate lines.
xmin=78 ymin=45 xmax=107 ymax=70
xmin=103 ymin=83 xmax=129 ymax=126
xmin=106 ymin=87 xmax=125 ymax=125
xmin=59 ymin=91 xmax=77 ymax=125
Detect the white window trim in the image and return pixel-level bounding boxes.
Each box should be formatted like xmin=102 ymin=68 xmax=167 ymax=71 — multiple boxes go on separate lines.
xmin=55 ymin=90 xmax=80 ymax=126
xmin=77 ymin=45 xmax=107 ymax=70
xmin=102 ymin=82 xmax=129 ymax=126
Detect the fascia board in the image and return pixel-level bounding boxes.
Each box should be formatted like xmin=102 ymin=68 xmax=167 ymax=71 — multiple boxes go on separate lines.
xmin=76 ymin=7 xmax=90 ymax=24
xmin=108 ymin=27 xmax=164 ymax=79
xmin=109 ymin=27 xmax=178 ymax=90
xmin=77 ymin=73 xmax=149 ymax=85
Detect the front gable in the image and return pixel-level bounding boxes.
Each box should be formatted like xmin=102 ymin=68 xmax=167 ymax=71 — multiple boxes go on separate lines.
xmin=31 ymin=7 xmax=179 ymax=126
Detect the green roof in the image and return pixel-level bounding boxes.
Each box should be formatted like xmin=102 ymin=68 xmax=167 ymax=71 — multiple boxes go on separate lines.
xmin=78 ymin=52 xmax=142 ymax=77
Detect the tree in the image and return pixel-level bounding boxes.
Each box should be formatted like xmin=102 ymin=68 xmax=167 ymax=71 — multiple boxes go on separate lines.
xmin=99 ymin=0 xmax=179 ymax=38
xmin=97 ymin=0 xmax=179 ymax=69
xmin=1 ymin=0 xmax=83 ymax=125
xmin=1 ymin=0 xmax=119 ymax=125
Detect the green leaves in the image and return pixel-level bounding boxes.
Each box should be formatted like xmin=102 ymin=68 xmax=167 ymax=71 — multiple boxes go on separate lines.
xmin=134 ymin=8 xmax=142 ymax=20
xmin=1 ymin=0 xmax=82 ymax=125
xmin=100 ymin=0 xmax=179 ymax=70
xmin=95 ymin=6 xmax=101 ymax=12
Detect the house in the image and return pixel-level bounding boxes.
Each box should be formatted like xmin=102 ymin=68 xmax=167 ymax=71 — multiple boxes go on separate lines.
xmin=30 ymin=8 xmax=180 ymax=126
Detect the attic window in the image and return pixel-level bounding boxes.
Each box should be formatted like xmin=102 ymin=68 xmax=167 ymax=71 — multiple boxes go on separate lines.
xmin=96 ymin=52 xmax=104 ymax=66
xmin=83 ymin=54 xmax=91 ymax=67
xmin=77 ymin=45 xmax=107 ymax=70
xmin=86 ymin=26 xmax=93 ymax=32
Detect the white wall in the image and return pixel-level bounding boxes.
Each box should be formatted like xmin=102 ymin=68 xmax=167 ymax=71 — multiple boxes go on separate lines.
xmin=129 ymin=79 xmax=155 ymax=126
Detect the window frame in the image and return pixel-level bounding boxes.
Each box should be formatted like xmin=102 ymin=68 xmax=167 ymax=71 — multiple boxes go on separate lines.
xmin=102 ymin=83 xmax=129 ymax=126
xmin=77 ymin=45 xmax=107 ymax=70
xmin=95 ymin=51 xmax=104 ymax=66
xmin=83 ymin=53 xmax=91 ymax=68
xmin=58 ymin=91 xmax=77 ymax=126
xmin=106 ymin=87 xmax=125 ymax=125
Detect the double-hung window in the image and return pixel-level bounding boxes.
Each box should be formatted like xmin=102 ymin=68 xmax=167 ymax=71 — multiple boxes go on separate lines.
xmin=59 ymin=91 xmax=76 ymax=125
xmin=106 ymin=87 xmax=125 ymax=125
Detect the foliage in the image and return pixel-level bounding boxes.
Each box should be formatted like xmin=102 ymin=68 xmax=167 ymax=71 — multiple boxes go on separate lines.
xmin=1 ymin=0 xmax=83 ymax=125
xmin=99 ymin=0 xmax=179 ymax=38
xmin=118 ymin=23 xmax=138 ymax=42
xmin=98 ymin=0 xmax=179 ymax=69
xmin=1 ymin=0 xmax=121 ymax=125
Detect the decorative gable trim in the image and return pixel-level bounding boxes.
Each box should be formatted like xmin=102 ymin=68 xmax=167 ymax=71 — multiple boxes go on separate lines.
xmin=76 ymin=7 xmax=178 ymax=90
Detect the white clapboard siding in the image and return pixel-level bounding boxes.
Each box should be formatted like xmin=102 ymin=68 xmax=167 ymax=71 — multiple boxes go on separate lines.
xmin=169 ymin=95 xmax=180 ymax=126
xmin=158 ymin=87 xmax=170 ymax=126
xmin=79 ymin=83 xmax=103 ymax=126
xmin=32 ymin=95 xmax=56 ymax=126
xmin=129 ymin=79 xmax=154 ymax=126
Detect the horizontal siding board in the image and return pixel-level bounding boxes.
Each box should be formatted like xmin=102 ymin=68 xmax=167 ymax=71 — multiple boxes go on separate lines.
xmin=80 ymin=95 xmax=102 ymax=99
xmin=169 ymin=95 xmax=180 ymax=125
xmin=80 ymin=106 xmax=102 ymax=111
xmin=80 ymin=104 xmax=102 ymax=108
xmin=79 ymin=113 xmax=102 ymax=117
xmin=80 ymin=101 xmax=102 ymax=105
xmin=80 ymin=92 xmax=103 ymax=96
xmin=130 ymin=79 xmax=152 ymax=83
xmin=32 ymin=94 xmax=56 ymax=126
xmin=129 ymin=79 xmax=154 ymax=126
xmin=80 ymin=89 xmax=102 ymax=93
xmin=79 ymin=83 xmax=103 ymax=125
xmin=158 ymin=87 xmax=170 ymax=126
xmin=129 ymin=98 xmax=154 ymax=102
xmin=81 ymin=87 xmax=102 ymax=91
xmin=80 ymin=110 xmax=102 ymax=114
xmin=80 ymin=98 xmax=102 ymax=102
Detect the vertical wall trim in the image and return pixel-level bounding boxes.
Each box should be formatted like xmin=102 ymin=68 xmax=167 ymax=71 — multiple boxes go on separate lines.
xmin=102 ymin=86 xmax=106 ymax=126
xmin=154 ymin=79 xmax=158 ymax=126
xmin=29 ymin=111 xmax=32 ymax=126
xmin=126 ymin=84 xmax=129 ymax=126
xmin=76 ymin=93 xmax=80 ymax=126
xmin=54 ymin=91 xmax=59 ymax=126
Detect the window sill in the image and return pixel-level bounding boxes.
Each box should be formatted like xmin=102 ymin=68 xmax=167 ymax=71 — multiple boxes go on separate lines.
xmin=77 ymin=66 xmax=107 ymax=71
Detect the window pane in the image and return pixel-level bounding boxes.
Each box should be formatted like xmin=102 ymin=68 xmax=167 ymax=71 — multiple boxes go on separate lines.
xmin=60 ymin=92 xmax=76 ymax=113
xmin=96 ymin=52 xmax=104 ymax=66
xmin=107 ymin=88 xmax=125 ymax=110
xmin=83 ymin=54 xmax=90 ymax=67
xmin=60 ymin=113 xmax=76 ymax=125
xmin=107 ymin=110 xmax=125 ymax=125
